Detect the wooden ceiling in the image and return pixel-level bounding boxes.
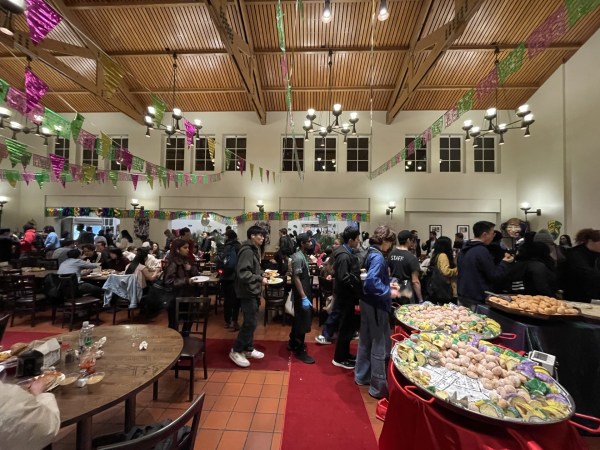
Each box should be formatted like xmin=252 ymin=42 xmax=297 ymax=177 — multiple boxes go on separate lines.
xmin=1 ymin=0 xmax=599 ymax=124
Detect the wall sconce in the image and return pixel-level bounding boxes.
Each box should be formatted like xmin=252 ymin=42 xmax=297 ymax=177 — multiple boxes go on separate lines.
xmin=385 ymin=201 xmax=396 ymax=218
xmin=131 ymin=198 xmax=141 ymax=210
xmin=520 ymin=202 xmax=541 ymax=223
xmin=0 ymin=196 xmax=7 ymax=228
xmin=256 ymin=200 xmax=264 ymax=213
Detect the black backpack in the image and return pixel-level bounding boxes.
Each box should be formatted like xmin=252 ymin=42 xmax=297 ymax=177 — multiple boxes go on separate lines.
xmin=215 ymin=243 xmax=237 ymax=275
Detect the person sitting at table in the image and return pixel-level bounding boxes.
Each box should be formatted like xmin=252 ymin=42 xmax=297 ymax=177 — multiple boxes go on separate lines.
xmin=0 ymin=378 xmax=61 ymax=450
xmin=79 ymin=243 xmax=95 ymax=262
xmin=107 ymin=247 xmax=129 ymax=272
xmin=140 ymin=241 xmax=162 ymax=271
xmin=123 ymin=245 xmax=137 ymax=261
xmin=116 ymin=229 xmax=134 ymax=250
xmin=93 ymin=237 xmax=111 ymax=269
xmin=125 ymin=248 xmax=161 ymax=293
xmin=150 ymin=241 xmax=164 ymax=259
xmin=57 ymin=248 xmax=104 ymax=298
xmin=52 ymin=239 xmax=75 ymax=267
xmin=163 ymin=239 xmax=199 ymax=334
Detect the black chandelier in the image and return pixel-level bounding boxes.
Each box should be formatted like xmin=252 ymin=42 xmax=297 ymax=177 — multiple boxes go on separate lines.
xmin=302 ymin=50 xmax=359 ymax=144
xmin=143 ymin=51 xmax=203 ymax=141
xmin=461 ymin=46 xmax=535 ymax=147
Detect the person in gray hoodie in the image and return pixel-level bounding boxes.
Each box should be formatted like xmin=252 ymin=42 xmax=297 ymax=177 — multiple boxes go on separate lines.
xmin=229 ymin=225 xmax=268 ymax=368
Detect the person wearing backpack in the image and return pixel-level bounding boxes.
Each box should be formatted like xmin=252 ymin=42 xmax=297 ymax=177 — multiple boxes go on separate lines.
xmin=355 ymin=225 xmax=401 ymax=399
xmin=220 ymin=229 xmax=242 ymax=331
xmin=388 ymin=230 xmax=423 ymax=304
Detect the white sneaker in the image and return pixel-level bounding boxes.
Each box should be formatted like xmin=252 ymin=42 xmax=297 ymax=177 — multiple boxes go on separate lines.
xmin=315 ymin=335 xmax=332 ymax=345
xmin=229 ymin=350 xmax=250 ymax=367
xmin=245 ymin=349 xmax=264 ymax=359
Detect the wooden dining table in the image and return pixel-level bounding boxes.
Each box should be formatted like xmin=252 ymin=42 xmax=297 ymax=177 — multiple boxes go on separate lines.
xmin=48 ymin=325 xmax=183 ymax=450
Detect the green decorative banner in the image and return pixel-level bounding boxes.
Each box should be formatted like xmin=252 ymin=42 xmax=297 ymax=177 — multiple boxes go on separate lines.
xmin=43 ymin=107 xmax=71 ymax=139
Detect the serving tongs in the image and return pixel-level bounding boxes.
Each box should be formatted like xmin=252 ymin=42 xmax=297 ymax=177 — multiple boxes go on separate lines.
xmin=485 ymin=291 xmax=513 ymax=302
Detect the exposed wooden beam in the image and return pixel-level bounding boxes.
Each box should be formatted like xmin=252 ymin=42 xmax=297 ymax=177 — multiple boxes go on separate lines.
xmin=386 ymin=0 xmax=486 ymax=124
xmin=41 ymin=84 xmax=537 ymax=95
xmin=45 ymin=0 xmax=146 ymax=121
xmin=0 ymin=43 xmax=581 ymax=60
xmin=204 ymin=0 xmax=266 ymax=124
xmin=5 ymin=32 xmax=142 ymax=120
xmin=64 ymin=0 xmax=409 ymax=9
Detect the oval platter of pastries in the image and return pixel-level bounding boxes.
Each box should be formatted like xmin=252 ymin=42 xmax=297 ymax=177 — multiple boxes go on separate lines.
xmin=391 ymin=332 xmax=575 ymax=425
xmin=487 ymin=294 xmax=580 ymax=320
xmin=395 ymin=303 xmax=502 ymax=339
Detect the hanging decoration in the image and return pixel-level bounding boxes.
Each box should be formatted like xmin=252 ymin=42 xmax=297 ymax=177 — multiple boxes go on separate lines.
xmin=564 ymin=0 xmax=600 ymax=27
xmin=98 ymin=53 xmax=125 ymax=98
xmin=24 ymin=67 xmax=49 ymax=113
xmin=183 ymin=119 xmax=195 ymax=146
xmin=5 ymin=170 xmax=20 ymax=188
xmin=527 ymin=5 xmax=567 ymax=59
xmin=70 ymin=113 xmax=85 ymax=141
xmin=207 ymin=137 xmax=216 ymax=161
xmin=77 ymin=129 xmax=96 ymax=150
xmin=49 ymin=153 xmax=65 ymax=180
xmin=24 ymin=0 xmax=62 ymax=45
xmin=0 ymin=79 xmax=9 ymax=102
xmin=150 ymin=94 xmax=167 ymax=128
xmin=35 ymin=170 xmax=49 ymax=188
xmin=43 ymin=107 xmax=71 ymax=138
xmin=5 ymin=139 xmax=31 ymax=168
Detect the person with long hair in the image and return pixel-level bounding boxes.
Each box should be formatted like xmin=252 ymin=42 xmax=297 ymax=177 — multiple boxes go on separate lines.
xmin=107 ymin=247 xmax=129 ymax=272
xmin=354 ymin=225 xmax=401 ymax=399
xmin=163 ymin=239 xmax=199 ymax=332
xmin=559 ymin=234 xmax=573 ymax=251
xmin=125 ymin=248 xmax=161 ymax=291
xmin=564 ymin=228 xmax=600 ymax=302
xmin=430 ymin=236 xmax=458 ymax=301
xmin=116 ymin=230 xmax=134 ymax=249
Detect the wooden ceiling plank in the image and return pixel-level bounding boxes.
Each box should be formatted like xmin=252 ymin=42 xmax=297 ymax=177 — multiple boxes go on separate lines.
xmin=387 ymin=0 xmax=485 ymax=124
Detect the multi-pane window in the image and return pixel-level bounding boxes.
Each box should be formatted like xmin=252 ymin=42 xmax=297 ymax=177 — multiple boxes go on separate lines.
xmin=281 ymin=137 xmax=304 ymax=172
xmin=404 ymin=136 xmax=427 ymax=172
xmin=54 ymin=137 xmax=70 ymax=160
xmin=81 ymin=138 xmax=99 ymax=167
xmin=439 ymin=136 xmax=462 ymax=172
xmin=346 ymin=136 xmax=369 ymax=172
xmin=110 ymin=135 xmax=129 ymax=171
xmin=314 ymin=137 xmax=337 ymax=172
xmin=194 ymin=136 xmax=215 ymax=171
xmin=474 ymin=136 xmax=496 ymax=173
xmin=165 ymin=136 xmax=186 ymax=171
xmin=224 ymin=136 xmax=247 ymax=171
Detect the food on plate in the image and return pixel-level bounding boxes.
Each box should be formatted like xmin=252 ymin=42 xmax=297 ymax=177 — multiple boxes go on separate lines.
xmin=392 ymin=332 xmax=573 ymax=423
xmin=395 ymin=303 xmax=501 ymax=338
xmin=59 ymin=373 xmax=80 ymax=386
xmin=488 ymin=295 xmax=579 ymax=316
xmin=19 ymin=371 xmax=62 ymax=392
xmin=0 ymin=351 xmax=12 ymax=362
xmin=86 ymin=372 xmax=105 ymax=384
xmin=10 ymin=342 xmax=29 ymax=356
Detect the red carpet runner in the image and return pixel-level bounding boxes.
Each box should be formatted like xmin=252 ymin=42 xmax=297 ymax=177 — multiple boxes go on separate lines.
xmin=206 ymin=339 xmax=290 ymax=371
xmin=282 ymin=343 xmax=378 ymax=450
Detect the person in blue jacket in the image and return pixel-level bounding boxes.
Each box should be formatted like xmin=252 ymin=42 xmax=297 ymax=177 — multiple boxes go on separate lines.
xmin=354 ymin=225 xmax=400 ymax=399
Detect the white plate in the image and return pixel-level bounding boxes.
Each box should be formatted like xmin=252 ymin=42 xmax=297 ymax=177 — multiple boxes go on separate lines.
xmin=190 ymin=275 xmax=210 ymax=283
xmin=267 ymin=277 xmax=284 ymax=284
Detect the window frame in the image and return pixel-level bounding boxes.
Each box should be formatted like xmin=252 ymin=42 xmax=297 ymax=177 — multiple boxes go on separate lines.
xmin=346 ymin=135 xmax=370 ymax=173
xmin=109 ymin=135 xmax=129 ymax=171
xmin=404 ymin=135 xmax=428 ymax=173
xmin=223 ymin=135 xmax=247 ymax=172
xmin=439 ymin=134 xmax=463 ymax=173
xmin=193 ymin=135 xmax=216 ymax=172
xmin=54 ymin=137 xmax=70 ymax=161
xmin=165 ymin=135 xmax=186 ymax=172
xmin=314 ymin=136 xmax=337 ymax=172
xmin=473 ymin=135 xmax=498 ymax=173
xmin=281 ymin=136 xmax=304 ymax=172
xmin=80 ymin=137 xmax=100 ymax=168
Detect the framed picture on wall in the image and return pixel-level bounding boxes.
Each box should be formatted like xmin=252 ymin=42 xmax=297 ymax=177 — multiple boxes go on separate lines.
xmin=429 ymin=225 xmax=442 ymax=237
xmin=457 ymin=225 xmax=470 ymax=240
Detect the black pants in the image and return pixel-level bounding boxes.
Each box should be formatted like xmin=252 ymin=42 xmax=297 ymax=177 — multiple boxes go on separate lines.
xmin=334 ymin=295 xmax=359 ymax=362
xmin=222 ymin=280 xmax=240 ymax=325
xmin=233 ymin=296 xmax=259 ymax=353
xmin=288 ymin=296 xmax=312 ymax=352
xmin=78 ymin=282 xmax=104 ymax=299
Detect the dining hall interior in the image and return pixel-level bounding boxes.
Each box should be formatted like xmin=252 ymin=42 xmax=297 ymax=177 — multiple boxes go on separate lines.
xmin=1 ymin=0 xmax=600 ymax=449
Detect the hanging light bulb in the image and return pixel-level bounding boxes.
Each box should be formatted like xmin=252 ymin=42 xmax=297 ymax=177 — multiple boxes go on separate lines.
xmin=322 ymin=0 xmax=332 ymax=23
xmin=377 ymin=0 xmax=389 ymax=21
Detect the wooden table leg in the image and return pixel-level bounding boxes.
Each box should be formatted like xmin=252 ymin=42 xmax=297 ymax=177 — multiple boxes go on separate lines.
xmin=76 ymin=417 xmax=93 ymax=450
xmin=124 ymin=395 xmax=137 ymax=432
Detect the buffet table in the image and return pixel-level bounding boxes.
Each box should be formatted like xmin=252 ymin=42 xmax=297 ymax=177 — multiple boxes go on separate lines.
xmin=476 ymin=304 xmax=600 ymax=419
xmin=379 ymin=363 xmax=587 ymax=450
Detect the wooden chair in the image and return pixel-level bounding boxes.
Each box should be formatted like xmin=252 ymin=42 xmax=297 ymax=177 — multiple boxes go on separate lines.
xmin=9 ymin=274 xmax=41 ymax=327
xmin=154 ymin=297 xmax=210 ymax=402
xmin=263 ymin=281 xmax=286 ymax=326
xmin=96 ymin=393 xmax=205 ymax=450
xmin=0 ymin=273 xmax=19 ymax=311
xmin=58 ymin=274 xmax=102 ymax=331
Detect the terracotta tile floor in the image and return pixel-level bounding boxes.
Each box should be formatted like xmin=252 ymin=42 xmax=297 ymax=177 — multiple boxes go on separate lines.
xmin=9 ymin=302 xmax=600 ymax=450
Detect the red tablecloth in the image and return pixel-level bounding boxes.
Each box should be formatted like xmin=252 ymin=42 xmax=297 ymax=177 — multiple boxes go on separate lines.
xmin=379 ymin=363 xmax=587 ymax=450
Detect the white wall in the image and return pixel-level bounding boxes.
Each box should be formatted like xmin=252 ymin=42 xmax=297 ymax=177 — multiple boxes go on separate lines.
xmin=2 ymin=29 xmax=600 ymax=246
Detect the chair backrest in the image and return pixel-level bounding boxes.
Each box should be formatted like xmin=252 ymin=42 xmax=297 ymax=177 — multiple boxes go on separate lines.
xmin=58 ymin=274 xmax=79 ymax=300
xmin=318 ymin=276 xmax=334 ymax=295
xmin=264 ymin=283 xmax=285 ymax=301
xmin=37 ymin=259 xmax=59 ymax=270
xmin=11 ymin=274 xmax=36 ymax=298
xmin=176 ymin=297 xmax=210 ymax=340
xmin=97 ymin=393 xmax=205 ymax=450
xmin=0 ymin=313 xmax=10 ymax=343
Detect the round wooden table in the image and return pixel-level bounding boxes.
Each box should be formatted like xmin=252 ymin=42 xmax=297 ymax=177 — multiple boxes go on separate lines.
xmin=52 ymin=325 xmax=183 ymax=450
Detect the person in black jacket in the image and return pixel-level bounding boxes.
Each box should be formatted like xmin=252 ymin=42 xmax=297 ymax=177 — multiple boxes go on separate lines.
xmin=222 ymin=230 xmax=242 ymax=331
xmin=564 ymin=228 xmax=600 ymax=302
xmin=331 ymin=226 xmax=362 ymax=369
xmin=230 ymin=226 xmax=268 ymax=368
xmin=500 ymin=242 xmax=557 ymax=297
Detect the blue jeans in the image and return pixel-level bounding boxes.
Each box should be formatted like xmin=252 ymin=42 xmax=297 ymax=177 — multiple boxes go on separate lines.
xmin=354 ymin=300 xmax=391 ymax=399
xmin=233 ymin=296 xmax=259 ymax=353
